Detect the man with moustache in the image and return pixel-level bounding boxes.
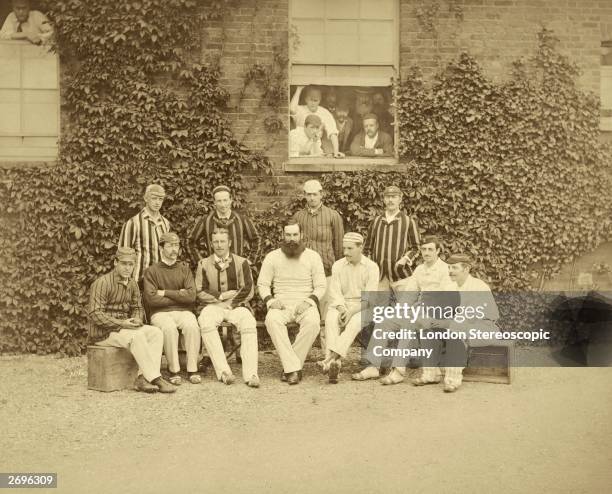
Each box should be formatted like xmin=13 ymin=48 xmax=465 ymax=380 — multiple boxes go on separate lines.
xmin=258 ymin=221 xmax=327 ymax=385
xmin=195 ymin=228 xmax=260 ymax=388
xmin=365 ymin=185 xmax=420 ymax=292
xmin=88 ymin=247 xmax=176 ymax=393
xmin=0 ymin=0 xmax=53 ymax=44
xmin=318 ymin=232 xmax=379 ymax=384
xmin=380 ymin=236 xmax=455 ymax=385
xmin=143 ymin=232 xmax=201 ymax=386
xmin=118 ymin=184 xmax=170 ymax=284
xmin=334 ymin=103 xmax=353 ymax=154
xmin=349 ymin=113 xmax=394 ymax=158
xmin=188 ymin=185 xmax=260 ymax=264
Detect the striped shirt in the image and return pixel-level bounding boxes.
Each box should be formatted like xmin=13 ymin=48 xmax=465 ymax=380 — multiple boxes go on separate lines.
xmin=188 ymin=210 xmax=260 ymax=264
xmin=195 ymin=253 xmax=254 ymax=310
xmin=365 ymin=210 xmax=420 ymax=282
xmin=293 ymin=204 xmax=344 ymax=276
xmin=88 ymin=271 xmax=144 ymax=343
xmin=118 ymin=208 xmax=170 ymax=282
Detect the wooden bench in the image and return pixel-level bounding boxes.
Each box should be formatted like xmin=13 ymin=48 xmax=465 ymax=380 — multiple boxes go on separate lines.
xmin=87 ymin=345 xmax=138 ymax=392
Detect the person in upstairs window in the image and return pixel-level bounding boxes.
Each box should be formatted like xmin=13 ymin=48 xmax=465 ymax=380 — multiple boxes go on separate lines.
xmin=0 ymin=0 xmax=53 ymax=44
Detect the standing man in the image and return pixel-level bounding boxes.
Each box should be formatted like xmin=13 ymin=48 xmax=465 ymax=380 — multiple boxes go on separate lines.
xmin=88 ymin=247 xmax=175 ymax=393
xmin=258 ymin=221 xmax=327 ymax=385
xmin=365 ymin=185 xmax=420 ymax=292
xmin=188 ymin=185 xmax=260 ymax=264
xmin=293 ymin=179 xmax=344 ymax=355
xmin=143 ymin=232 xmax=201 ymax=385
xmin=195 ymin=228 xmax=260 ymax=388
xmin=118 ymin=184 xmax=170 ymax=284
xmin=318 ymin=233 xmax=379 ymax=384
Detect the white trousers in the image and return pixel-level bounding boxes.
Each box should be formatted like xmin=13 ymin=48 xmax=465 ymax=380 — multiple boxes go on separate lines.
xmin=198 ymin=305 xmax=258 ymax=381
xmin=319 ymin=276 xmax=332 ymax=357
xmin=97 ymin=325 xmax=162 ymax=383
xmin=151 ymin=311 xmax=200 ymax=373
xmin=325 ymin=302 xmax=363 ymax=358
xmin=265 ymin=305 xmax=321 ymax=373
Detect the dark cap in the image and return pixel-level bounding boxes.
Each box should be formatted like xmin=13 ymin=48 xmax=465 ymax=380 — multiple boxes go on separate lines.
xmin=383 ymin=185 xmax=402 ymax=196
xmin=159 ymin=232 xmax=180 ymax=245
xmin=115 ymin=247 xmax=137 ymax=261
xmin=447 ymin=253 xmax=473 ymax=265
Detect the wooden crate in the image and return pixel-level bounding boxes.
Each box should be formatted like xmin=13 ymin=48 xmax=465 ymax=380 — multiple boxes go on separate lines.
xmin=463 ymin=344 xmax=514 ymax=384
xmin=87 ymin=345 xmax=138 ymax=392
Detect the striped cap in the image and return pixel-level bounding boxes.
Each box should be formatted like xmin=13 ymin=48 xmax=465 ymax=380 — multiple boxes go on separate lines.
xmin=343 ymin=232 xmax=364 ymax=244
xmin=212 ymin=185 xmax=231 ymax=196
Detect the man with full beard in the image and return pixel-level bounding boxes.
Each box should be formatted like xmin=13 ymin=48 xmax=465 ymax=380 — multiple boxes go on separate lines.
xmin=257 ymin=221 xmax=327 ymax=385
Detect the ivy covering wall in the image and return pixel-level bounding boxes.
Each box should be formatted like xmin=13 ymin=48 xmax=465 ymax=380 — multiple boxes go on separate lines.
xmin=0 ymin=2 xmax=609 ymax=354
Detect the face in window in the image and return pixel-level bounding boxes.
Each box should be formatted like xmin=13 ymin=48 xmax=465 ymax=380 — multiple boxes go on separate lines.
xmin=305 ymin=90 xmax=321 ymax=112
xmin=363 ymin=118 xmax=379 ymax=138
xmin=324 ymin=91 xmax=337 ymax=110
xmin=373 ymin=93 xmax=386 ymax=109
xmin=304 ymin=123 xmax=321 ymax=140
xmin=335 ymin=108 xmax=349 ymax=124
xmin=355 ymin=94 xmax=373 ymax=117
xmin=214 ymin=191 xmax=232 ymax=216
xmin=12 ymin=0 xmax=31 ymax=23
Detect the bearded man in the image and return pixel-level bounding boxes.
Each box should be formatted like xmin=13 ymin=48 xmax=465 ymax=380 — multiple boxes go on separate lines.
xmin=257 ymin=221 xmax=327 ymax=385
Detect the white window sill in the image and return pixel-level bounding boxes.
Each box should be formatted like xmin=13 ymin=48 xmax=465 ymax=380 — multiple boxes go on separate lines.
xmin=284 ymin=157 xmax=402 ymax=172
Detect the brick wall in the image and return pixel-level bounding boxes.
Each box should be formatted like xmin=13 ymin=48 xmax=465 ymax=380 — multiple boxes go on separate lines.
xmin=202 ymin=0 xmax=612 ymax=209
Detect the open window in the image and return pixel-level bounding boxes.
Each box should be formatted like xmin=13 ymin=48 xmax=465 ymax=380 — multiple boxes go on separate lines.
xmin=288 ymin=0 xmax=399 ymax=171
xmin=0 ymin=0 xmax=58 ymax=165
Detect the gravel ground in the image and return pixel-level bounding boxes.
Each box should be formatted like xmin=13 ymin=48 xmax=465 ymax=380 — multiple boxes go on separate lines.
xmin=1 ymin=348 xmax=611 ymax=494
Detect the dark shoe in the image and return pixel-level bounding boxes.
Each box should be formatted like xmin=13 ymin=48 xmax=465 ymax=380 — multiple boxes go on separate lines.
xmin=328 ymin=361 xmax=340 ymax=384
xmin=298 ymin=370 xmax=303 ymax=381
xmin=151 ymin=377 xmax=176 ymax=394
xmin=134 ymin=375 xmax=158 ymax=393
xmin=286 ymin=371 xmax=300 ymax=385
xmin=281 ymin=371 xmax=287 ymax=382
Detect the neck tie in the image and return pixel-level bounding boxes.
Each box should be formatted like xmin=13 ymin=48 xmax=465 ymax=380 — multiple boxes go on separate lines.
xmin=17 ymin=22 xmax=23 ymax=33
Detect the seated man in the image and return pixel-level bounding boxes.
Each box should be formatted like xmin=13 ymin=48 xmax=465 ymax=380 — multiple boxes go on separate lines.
xmin=349 ymin=113 xmax=394 ymax=158
xmin=318 ymin=232 xmax=379 ymax=383
xmin=143 ymin=232 xmax=201 ymax=385
xmin=195 ymin=228 xmax=259 ymax=388
xmin=289 ymin=114 xmax=324 ymax=158
xmin=0 ymin=0 xmax=53 ymax=44
xmin=258 ymin=220 xmax=326 ymax=385
xmin=358 ymin=235 xmax=452 ymax=383
xmin=88 ymin=247 xmax=175 ymax=394
xmin=416 ymin=253 xmax=500 ymax=393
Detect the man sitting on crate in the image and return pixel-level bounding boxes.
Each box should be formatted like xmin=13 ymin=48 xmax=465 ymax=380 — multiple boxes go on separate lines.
xmin=88 ymin=247 xmax=176 ymax=393
xmin=195 ymin=228 xmax=260 ymax=388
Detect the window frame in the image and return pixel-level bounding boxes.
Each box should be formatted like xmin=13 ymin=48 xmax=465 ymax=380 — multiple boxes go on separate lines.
xmin=287 ymin=0 xmax=400 ymax=171
xmin=601 ymin=41 xmax=612 ymax=132
xmin=0 ymin=39 xmax=60 ymax=167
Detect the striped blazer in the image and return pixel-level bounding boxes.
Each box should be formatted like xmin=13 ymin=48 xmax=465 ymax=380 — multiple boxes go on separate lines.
xmin=365 ymin=211 xmax=420 ymax=282
xmin=292 ymin=204 xmax=344 ymax=276
xmin=118 ymin=208 xmax=170 ymax=282
xmin=195 ymin=253 xmax=254 ymax=310
xmin=188 ymin=210 xmax=260 ymax=264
